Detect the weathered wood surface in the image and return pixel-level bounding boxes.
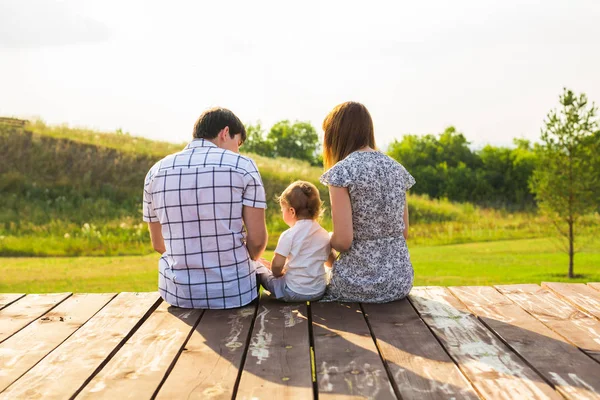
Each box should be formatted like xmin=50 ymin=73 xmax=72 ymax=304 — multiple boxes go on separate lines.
xmin=362 ymin=300 xmax=479 ymax=400
xmin=0 ymin=294 xmax=115 ymax=392
xmin=450 ymin=285 xmax=600 ymax=399
xmin=0 ymin=294 xmax=25 ymax=311
xmin=0 ymin=292 xmax=160 ymax=400
xmin=155 ymin=304 xmax=255 ymax=399
xmin=410 ymin=286 xmax=561 ymax=399
xmin=0 ymin=293 xmax=71 ymax=343
xmin=312 ymin=301 xmax=395 ymax=399
xmin=236 ymin=294 xmax=313 ymax=400
xmin=76 ymin=301 xmax=203 ymax=399
xmin=589 ymin=283 xmax=600 ymax=292
xmin=496 ymin=284 xmax=600 ymax=363
xmin=543 ymin=282 xmax=600 ymax=320
xmin=2 ymin=284 xmax=600 ymax=400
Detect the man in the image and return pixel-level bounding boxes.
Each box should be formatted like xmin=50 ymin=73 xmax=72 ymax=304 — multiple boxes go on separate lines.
xmin=143 ymin=107 xmax=268 ymax=309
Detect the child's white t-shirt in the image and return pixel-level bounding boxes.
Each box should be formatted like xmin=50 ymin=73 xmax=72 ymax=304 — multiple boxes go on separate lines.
xmin=275 ymin=219 xmax=331 ymax=295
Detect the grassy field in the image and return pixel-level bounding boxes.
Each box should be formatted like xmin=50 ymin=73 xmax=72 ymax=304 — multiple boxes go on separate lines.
xmin=2 ymin=237 xmax=599 ymax=293
xmin=1 ymin=121 xmax=599 ymax=294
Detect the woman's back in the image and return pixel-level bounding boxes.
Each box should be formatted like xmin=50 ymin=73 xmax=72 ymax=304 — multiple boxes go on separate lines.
xmin=320 ymin=150 xmax=415 ymax=303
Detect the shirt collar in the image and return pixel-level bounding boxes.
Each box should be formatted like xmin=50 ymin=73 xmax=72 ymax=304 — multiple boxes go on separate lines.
xmin=184 ymin=138 xmax=218 ymax=150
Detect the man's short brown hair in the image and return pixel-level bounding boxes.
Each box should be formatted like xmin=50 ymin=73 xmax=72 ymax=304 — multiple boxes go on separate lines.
xmin=193 ymin=107 xmax=246 ymax=143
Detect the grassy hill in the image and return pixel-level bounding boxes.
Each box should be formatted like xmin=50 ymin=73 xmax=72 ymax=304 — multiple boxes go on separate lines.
xmin=1 ymin=120 xmax=597 ymax=257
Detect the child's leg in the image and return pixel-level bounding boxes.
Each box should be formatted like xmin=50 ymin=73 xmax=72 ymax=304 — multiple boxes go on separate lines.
xmin=280 ymin=285 xmax=326 ymax=302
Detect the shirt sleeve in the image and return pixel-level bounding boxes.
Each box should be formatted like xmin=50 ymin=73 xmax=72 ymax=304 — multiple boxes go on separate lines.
xmin=242 ymin=158 xmax=267 ymax=209
xmin=274 ymin=229 xmax=293 ymax=258
xmin=142 ymin=168 xmax=159 ymax=223
xmin=320 ymin=162 xmax=351 ymax=188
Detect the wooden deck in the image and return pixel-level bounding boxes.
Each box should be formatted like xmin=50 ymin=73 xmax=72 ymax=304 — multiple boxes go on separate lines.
xmin=1 ymin=283 xmax=600 ymax=399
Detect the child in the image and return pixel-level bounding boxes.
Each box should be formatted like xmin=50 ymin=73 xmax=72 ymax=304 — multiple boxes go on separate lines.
xmin=255 ymin=181 xmax=334 ymax=302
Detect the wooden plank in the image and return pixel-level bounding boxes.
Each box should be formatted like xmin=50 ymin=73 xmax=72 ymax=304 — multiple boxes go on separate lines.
xmin=496 ymin=284 xmax=600 ymax=364
xmin=588 ymin=283 xmax=600 ymax=293
xmin=312 ymin=301 xmax=395 ymax=399
xmin=543 ymin=282 xmax=600 ymax=320
xmin=0 ymin=293 xmax=115 ymax=392
xmin=155 ymin=303 xmax=256 ymax=399
xmin=451 ymin=285 xmax=600 ymax=399
xmin=0 ymin=292 xmax=161 ymax=400
xmin=363 ymin=300 xmax=479 ymax=399
xmin=76 ymin=302 xmax=203 ymax=399
xmin=0 ymin=293 xmax=71 ymax=343
xmin=0 ymin=294 xmax=25 ymax=311
xmin=235 ymin=294 xmax=313 ymax=400
xmin=409 ymin=286 xmax=561 ymax=400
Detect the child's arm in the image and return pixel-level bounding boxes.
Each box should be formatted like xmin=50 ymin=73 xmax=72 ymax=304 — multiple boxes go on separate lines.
xmin=270 ymin=253 xmax=287 ymax=277
xmin=325 ymin=249 xmax=336 ymax=267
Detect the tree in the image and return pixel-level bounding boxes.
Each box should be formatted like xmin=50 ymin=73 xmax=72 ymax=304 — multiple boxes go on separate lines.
xmin=267 ymin=120 xmax=320 ymax=164
xmin=530 ymin=88 xmax=600 ymax=278
xmin=243 ymin=122 xmax=274 ymax=157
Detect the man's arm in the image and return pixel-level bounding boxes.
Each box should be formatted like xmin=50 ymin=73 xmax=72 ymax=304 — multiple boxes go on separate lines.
xmin=243 ymin=206 xmax=268 ymax=260
xmin=148 ymin=222 xmax=166 ymax=254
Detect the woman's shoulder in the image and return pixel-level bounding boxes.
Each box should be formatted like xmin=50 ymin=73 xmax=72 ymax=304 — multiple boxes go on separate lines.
xmin=320 ymin=158 xmax=353 ymax=187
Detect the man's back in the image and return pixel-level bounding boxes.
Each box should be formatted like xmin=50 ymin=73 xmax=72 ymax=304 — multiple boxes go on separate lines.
xmin=143 ymin=138 xmax=266 ymax=309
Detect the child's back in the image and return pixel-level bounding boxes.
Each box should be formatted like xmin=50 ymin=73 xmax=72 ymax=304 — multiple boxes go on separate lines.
xmin=275 ymin=219 xmax=330 ymax=295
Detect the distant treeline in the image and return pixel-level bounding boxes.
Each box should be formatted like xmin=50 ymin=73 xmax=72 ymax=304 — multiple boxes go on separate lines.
xmin=247 ymin=121 xmax=540 ymax=209
xmin=388 ymin=127 xmax=538 ymax=209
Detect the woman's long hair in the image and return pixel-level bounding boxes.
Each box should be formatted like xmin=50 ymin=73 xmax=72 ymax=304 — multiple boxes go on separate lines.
xmin=322 ymin=101 xmax=376 ymax=169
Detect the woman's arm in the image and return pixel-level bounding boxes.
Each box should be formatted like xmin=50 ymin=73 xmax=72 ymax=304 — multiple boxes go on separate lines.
xmin=403 ymin=201 xmax=409 ymax=240
xmin=329 ymin=186 xmax=353 ymax=252
xmin=270 ymin=253 xmax=287 ymax=277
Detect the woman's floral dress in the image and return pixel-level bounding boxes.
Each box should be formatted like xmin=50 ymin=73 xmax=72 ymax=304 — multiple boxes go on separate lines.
xmin=320 ymin=151 xmax=416 ymax=303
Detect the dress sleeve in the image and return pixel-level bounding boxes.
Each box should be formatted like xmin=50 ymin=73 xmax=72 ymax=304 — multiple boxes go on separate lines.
xmin=320 ymin=162 xmax=352 ymax=187
xmin=401 ymin=165 xmax=416 ymax=192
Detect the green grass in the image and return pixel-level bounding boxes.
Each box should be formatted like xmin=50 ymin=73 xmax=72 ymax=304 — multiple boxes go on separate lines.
xmin=2 ymin=237 xmax=599 ymax=293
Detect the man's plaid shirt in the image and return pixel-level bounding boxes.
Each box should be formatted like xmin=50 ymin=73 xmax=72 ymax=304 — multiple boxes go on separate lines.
xmin=143 ymin=139 xmax=267 ymax=309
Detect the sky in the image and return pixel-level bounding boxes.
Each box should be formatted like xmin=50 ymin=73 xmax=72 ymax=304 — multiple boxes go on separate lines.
xmin=1 ymin=0 xmax=599 ymax=148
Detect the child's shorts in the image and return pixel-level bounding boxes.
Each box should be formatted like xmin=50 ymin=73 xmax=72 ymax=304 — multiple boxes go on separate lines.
xmin=251 ymin=260 xmax=325 ymax=302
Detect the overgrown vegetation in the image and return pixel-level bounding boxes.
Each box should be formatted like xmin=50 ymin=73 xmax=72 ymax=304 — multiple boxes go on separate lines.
xmin=1 ymin=119 xmax=598 ymax=257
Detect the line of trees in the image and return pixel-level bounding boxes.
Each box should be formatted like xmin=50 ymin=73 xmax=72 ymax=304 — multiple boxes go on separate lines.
xmin=246 ymin=120 xmax=542 ymax=210
xmin=244 ymin=120 xmax=322 ymax=166
xmin=387 ymin=127 xmax=538 ymax=209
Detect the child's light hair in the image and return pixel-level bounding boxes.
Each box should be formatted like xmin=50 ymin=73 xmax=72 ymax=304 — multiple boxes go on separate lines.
xmin=278 ymin=181 xmax=323 ymax=220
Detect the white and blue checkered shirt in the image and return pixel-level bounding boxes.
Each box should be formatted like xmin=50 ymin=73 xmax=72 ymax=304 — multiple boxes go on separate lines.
xmin=143 ymin=139 xmax=267 ymax=309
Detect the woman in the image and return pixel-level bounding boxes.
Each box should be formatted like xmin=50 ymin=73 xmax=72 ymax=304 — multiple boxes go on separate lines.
xmin=320 ymin=101 xmax=415 ymax=303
